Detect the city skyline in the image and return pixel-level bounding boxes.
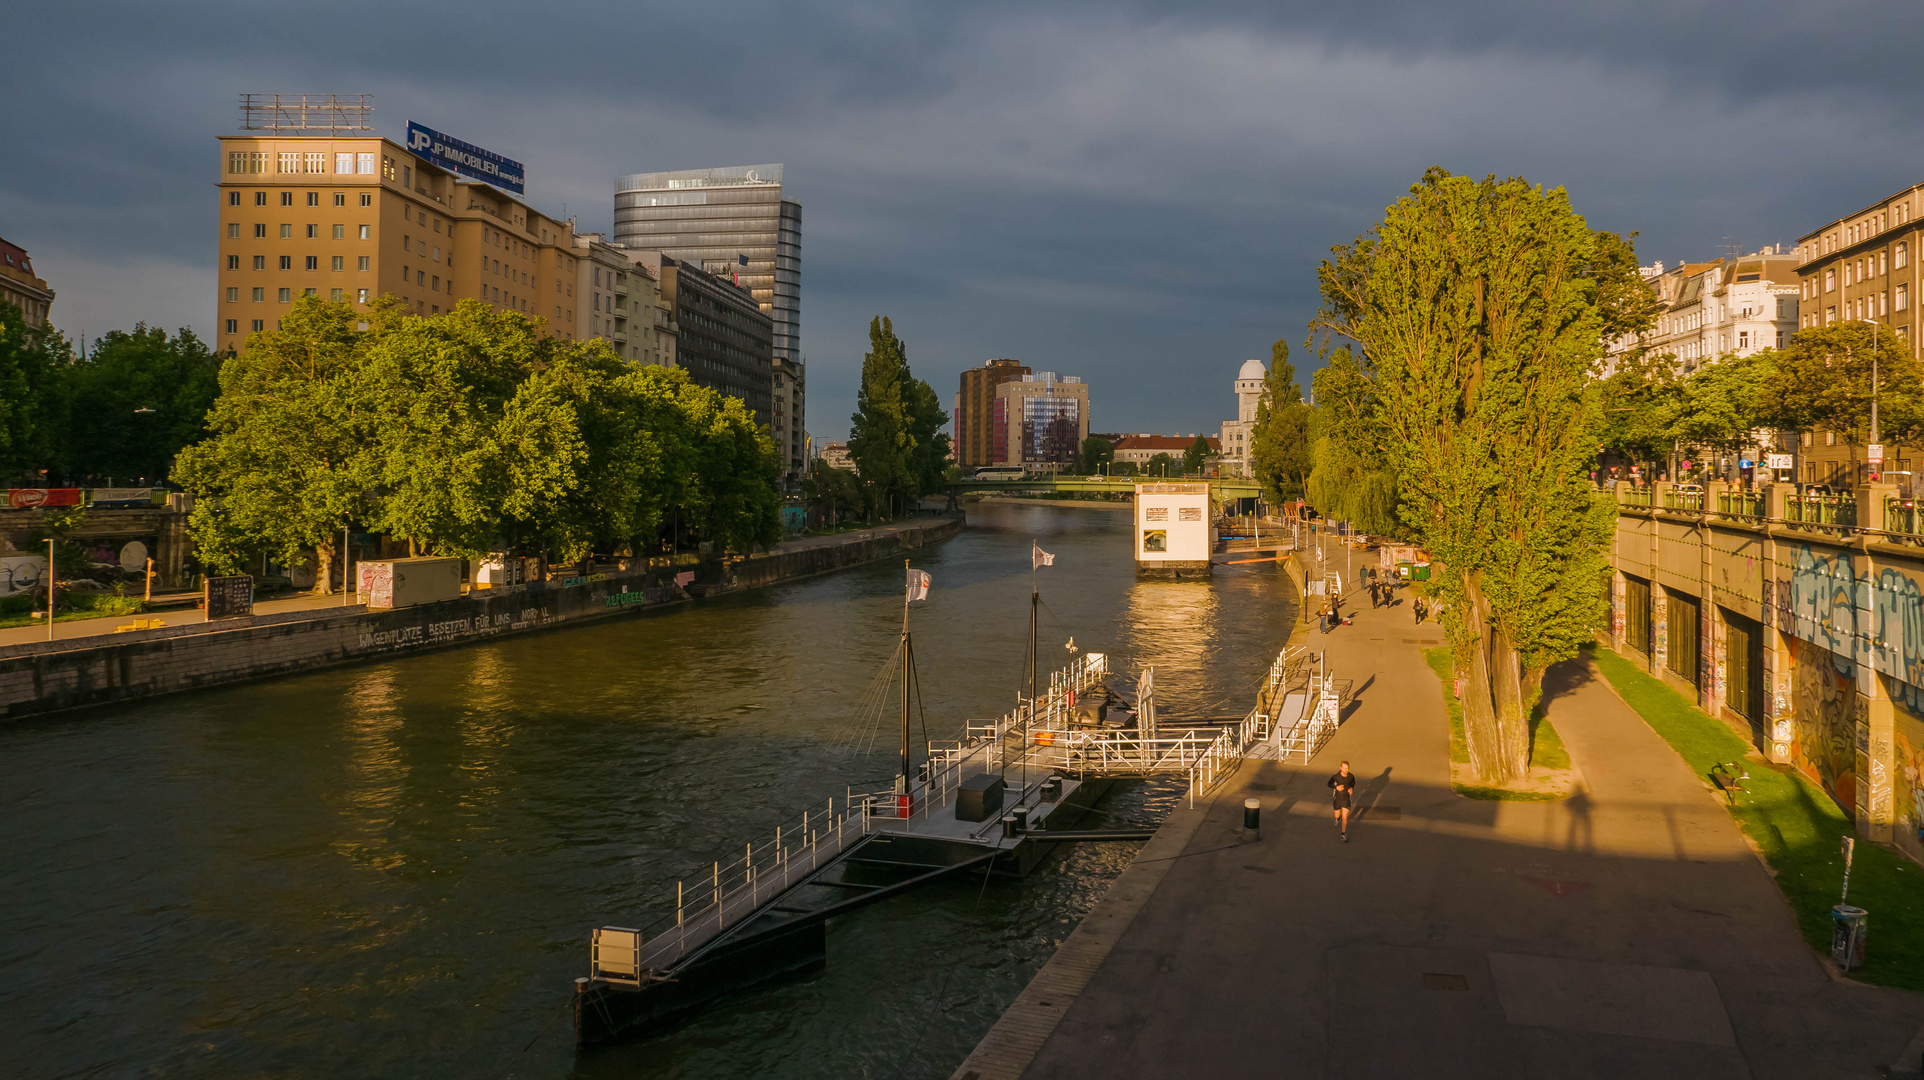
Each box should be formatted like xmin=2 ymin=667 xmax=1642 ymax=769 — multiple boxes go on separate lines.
xmin=7 ymin=3 xmax=1924 ymax=441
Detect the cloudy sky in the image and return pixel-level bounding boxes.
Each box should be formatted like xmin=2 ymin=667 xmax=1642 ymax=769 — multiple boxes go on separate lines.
xmin=6 ymin=2 xmax=1921 ymax=442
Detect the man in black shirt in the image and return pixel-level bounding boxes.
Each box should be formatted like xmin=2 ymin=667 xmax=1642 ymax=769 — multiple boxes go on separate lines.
xmin=1328 ymin=760 xmax=1356 ymax=842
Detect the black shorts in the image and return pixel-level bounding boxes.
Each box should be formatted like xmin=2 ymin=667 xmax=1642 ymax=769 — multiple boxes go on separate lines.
xmin=1332 ymin=794 xmax=1352 ymax=810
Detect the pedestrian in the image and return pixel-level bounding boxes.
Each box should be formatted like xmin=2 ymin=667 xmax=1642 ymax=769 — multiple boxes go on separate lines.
xmin=1328 ymin=760 xmax=1356 ymax=841
xmin=1413 ymin=597 xmax=1425 ymax=625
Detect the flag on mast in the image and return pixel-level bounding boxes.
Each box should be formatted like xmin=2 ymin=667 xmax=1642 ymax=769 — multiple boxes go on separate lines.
xmin=1032 ymin=542 xmax=1055 ymax=570
xmin=906 ymin=568 xmax=931 ymax=602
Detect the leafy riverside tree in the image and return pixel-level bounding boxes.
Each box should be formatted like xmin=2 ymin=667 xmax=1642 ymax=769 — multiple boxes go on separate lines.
xmin=64 ymin=325 xmax=220 ymax=483
xmin=0 ymin=301 xmax=69 ymax=484
xmin=1304 ymin=347 xmax=1400 ymax=536
xmin=1182 ymin=436 xmax=1215 ymax=474
xmin=848 ymin=316 xmax=948 ymax=518
xmin=1759 ymin=322 xmax=1924 ymax=448
xmin=178 ymin=296 xmax=779 ymax=591
xmin=1249 ymin=337 xmax=1314 ymax=501
xmin=1313 ymin=168 xmax=1635 ymax=784
xmin=1079 ymin=436 xmax=1114 ymax=475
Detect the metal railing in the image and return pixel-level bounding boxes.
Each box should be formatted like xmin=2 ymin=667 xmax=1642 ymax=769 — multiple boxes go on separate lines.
xmin=1887 ymin=497 xmax=1924 ymax=539
xmin=1615 ymin=485 xmax=1653 ymax=506
xmin=1717 ymin=491 xmax=1766 ymax=518
xmin=1784 ymin=493 xmax=1856 ymax=529
xmin=1662 ymin=488 xmax=1705 ymax=511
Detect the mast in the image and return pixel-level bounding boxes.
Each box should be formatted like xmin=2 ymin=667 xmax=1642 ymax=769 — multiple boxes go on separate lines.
xmin=901 ymin=559 xmax=913 ymax=789
xmin=1027 ymin=564 xmax=1038 ymax=795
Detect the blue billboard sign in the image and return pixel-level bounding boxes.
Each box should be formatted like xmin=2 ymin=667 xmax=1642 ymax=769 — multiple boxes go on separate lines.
xmin=405 ymin=121 xmax=524 ymax=195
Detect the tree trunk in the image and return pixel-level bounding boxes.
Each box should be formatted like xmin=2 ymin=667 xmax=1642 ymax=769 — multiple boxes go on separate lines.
xmin=1457 ymin=576 xmax=1530 ymax=784
xmin=313 ymin=538 xmax=334 ymax=595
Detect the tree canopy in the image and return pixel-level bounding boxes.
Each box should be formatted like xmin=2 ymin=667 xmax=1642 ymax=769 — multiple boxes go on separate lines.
xmin=64 ymin=325 xmax=221 ymax=483
xmin=848 ymin=316 xmax=949 ymax=517
xmin=1182 ymin=436 xmax=1215 ymax=474
xmin=1313 ymin=167 xmax=1634 ymax=783
xmin=1248 ymin=337 xmax=1313 ymax=502
xmin=1078 ymin=436 xmax=1114 ymax=475
xmin=0 ymin=301 xmax=68 ymax=485
xmin=175 ymin=296 xmax=778 ymax=588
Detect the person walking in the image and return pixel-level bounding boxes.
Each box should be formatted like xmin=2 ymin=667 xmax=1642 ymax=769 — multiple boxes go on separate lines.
xmin=1328 ymin=760 xmax=1356 ymax=841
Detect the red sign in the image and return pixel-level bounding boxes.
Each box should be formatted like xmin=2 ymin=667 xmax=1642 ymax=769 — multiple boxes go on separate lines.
xmin=7 ymin=489 xmax=83 ymax=510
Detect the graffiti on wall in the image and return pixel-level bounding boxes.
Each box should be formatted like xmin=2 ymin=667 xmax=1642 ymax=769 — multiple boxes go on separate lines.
xmin=1895 ymin=715 xmax=1924 ymax=858
xmin=1789 ymin=636 xmax=1858 ymax=811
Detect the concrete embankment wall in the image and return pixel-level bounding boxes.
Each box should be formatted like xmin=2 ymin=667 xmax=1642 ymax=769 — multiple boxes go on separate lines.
xmin=0 ymin=516 xmax=961 ymax=722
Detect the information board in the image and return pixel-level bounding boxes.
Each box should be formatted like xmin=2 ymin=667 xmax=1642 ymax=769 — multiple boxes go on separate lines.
xmin=205 ymin=575 xmax=254 ymax=620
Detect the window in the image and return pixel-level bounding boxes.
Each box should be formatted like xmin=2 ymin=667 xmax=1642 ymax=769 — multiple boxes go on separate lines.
xmin=331 ymin=193 xmax=344 ymax=208
xmin=1899 ymin=284 xmax=1910 ymax=311
xmin=227 ymin=223 xmax=240 ymax=238
xmin=1900 ymin=242 xmax=1911 ymax=270
xmin=227 ymin=191 xmax=240 ymax=206
xmin=359 ymin=193 xmax=371 ymax=207
xmin=402 ymin=165 xmax=411 ymax=187
xmin=226 ymin=287 xmax=239 ymax=302
xmin=278 ymin=288 xmax=291 ymax=302
xmin=1738 ymin=331 xmax=1749 ymax=349
xmin=417 ymin=270 xmax=426 ymax=285
xmin=254 ymin=191 xmax=267 ymax=206
xmin=432 ymin=246 xmax=439 ymax=261
xmin=326 ymin=224 xmax=341 ymax=240
xmin=254 ymin=223 xmax=267 ymax=238
xmin=431 ymin=275 xmax=439 ymax=291
xmin=357 ymin=288 xmax=368 ymax=303
xmin=358 ymin=224 xmax=370 ymax=240
xmin=336 ymin=153 xmax=354 ymax=174
xmin=1826 ymin=268 xmax=1836 ymax=292
xmin=280 ymin=224 xmax=292 ymax=239
xmin=304 ymin=152 xmax=325 ymax=174
xmin=433 ymin=219 xmax=440 ymax=233
xmin=279 ymin=255 xmax=292 ymax=270
xmin=303 ymin=288 xmax=316 ymax=297
xmin=331 ymin=256 xmax=343 ymax=271
xmin=278 ymin=152 xmax=299 ymax=174
xmin=225 ymin=319 xmax=238 ymax=334
xmin=227 ymin=255 xmax=239 ymax=270
xmin=1827 ymin=305 xmax=1837 ymax=323
xmin=357 ymin=256 xmax=369 ymax=271
xmin=252 ymin=287 xmax=265 ymax=302
xmin=305 ymin=192 xmax=319 ymax=207
xmin=381 ymin=155 xmax=396 ymax=180
xmin=228 ymin=151 xmax=268 ymax=174
xmin=304 ymin=224 xmax=317 ymax=239
xmin=253 ymin=255 xmax=266 ymax=270
xmin=280 ymin=191 xmax=293 ymax=206
xmin=251 ymin=319 xmax=264 ymax=332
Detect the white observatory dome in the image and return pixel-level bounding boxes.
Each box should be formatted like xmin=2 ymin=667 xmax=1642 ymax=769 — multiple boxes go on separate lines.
xmin=1237 ymin=359 xmax=1266 ymax=382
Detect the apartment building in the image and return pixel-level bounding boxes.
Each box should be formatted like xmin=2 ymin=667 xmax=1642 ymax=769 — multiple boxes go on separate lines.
xmin=1606 ymin=250 xmax=1799 ymax=375
xmin=771 ymin=356 xmax=806 ymax=485
xmin=653 ymin=255 xmax=774 ymax=425
xmin=1795 ymin=181 xmax=1924 ymax=351
xmin=954 ymin=358 xmax=1031 ymax=468
xmin=571 ymin=233 xmax=669 ymax=366
xmin=215 ymin=134 xmax=582 ymax=354
xmin=0 ymin=237 xmax=53 ymax=329
xmin=992 ymin=371 xmax=1089 ymax=470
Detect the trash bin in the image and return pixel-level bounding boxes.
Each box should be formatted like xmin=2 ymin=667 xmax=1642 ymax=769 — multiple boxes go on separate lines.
xmin=1831 ymin=904 xmax=1868 ymax=969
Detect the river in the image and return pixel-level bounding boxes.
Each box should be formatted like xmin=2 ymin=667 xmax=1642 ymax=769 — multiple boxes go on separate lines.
xmin=0 ymin=502 xmax=1297 ymax=1079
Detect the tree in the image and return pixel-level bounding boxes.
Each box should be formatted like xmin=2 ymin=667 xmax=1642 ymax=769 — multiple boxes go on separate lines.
xmin=804 ymin=460 xmax=861 ymax=526
xmin=1672 ymin=350 xmax=1777 ymax=459
xmin=1182 ymin=436 xmax=1215 ymax=474
xmin=64 ymin=325 xmax=220 ymax=483
xmin=903 ymin=373 xmax=951 ymax=499
xmin=1596 ymin=348 xmax=1682 ymax=470
xmin=848 ymin=317 xmax=914 ymax=518
xmin=1248 ymin=337 xmax=1314 ymax=501
xmin=1079 ymin=436 xmax=1114 ymax=475
xmin=1313 ymin=167 xmax=1633 ymax=784
xmin=1759 ymin=322 xmax=1924 ymax=448
xmin=1304 ymin=349 xmax=1400 ymax=535
xmin=1144 ymin=452 xmax=1178 ymax=477
xmin=0 ymin=301 xmax=69 ymax=484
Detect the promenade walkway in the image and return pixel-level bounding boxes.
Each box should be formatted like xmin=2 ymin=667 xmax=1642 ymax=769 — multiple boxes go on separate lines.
xmin=960 ymin=576 xmax=1924 ymax=1079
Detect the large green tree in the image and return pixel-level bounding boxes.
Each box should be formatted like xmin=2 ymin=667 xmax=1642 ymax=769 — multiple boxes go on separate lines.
xmin=849 ymin=316 xmax=946 ymax=517
xmin=0 ymin=301 xmax=69 ymax=484
xmin=1248 ymin=337 xmax=1314 ymax=502
xmin=65 ymin=325 xmax=220 ymax=483
xmin=1759 ymin=322 xmax=1924 ymax=447
xmin=1182 ymin=436 xmax=1215 ymax=474
xmin=1313 ymin=167 xmax=1631 ymax=783
xmin=1304 ymin=348 xmax=1400 ymax=536
xmin=1078 ymin=436 xmax=1114 ymax=475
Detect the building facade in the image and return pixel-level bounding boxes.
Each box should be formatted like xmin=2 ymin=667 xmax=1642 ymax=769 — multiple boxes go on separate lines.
xmin=771 ymin=356 xmax=806 ymax=485
xmin=991 ymin=372 xmax=1089 ymax=470
xmin=657 ymin=255 xmax=774 ymax=424
xmin=0 ymin=238 xmax=53 ymax=329
xmin=817 ymin=441 xmax=854 ymax=472
xmin=571 ymin=233 xmax=669 ymax=366
xmin=954 ymin=358 xmax=1031 ymax=468
xmin=1606 ymin=251 xmax=1800 ymax=377
xmin=613 ymin=164 xmax=799 ymax=361
xmin=1111 ymin=435 xmax=1219 ymax=473
xmin=1217 ymin=359 xmax=1266 ymax=476
xmin=216 ymin=134 xmax=583 ymax=355
xmin=1796 ymin=181 xmax=1924 ymax=352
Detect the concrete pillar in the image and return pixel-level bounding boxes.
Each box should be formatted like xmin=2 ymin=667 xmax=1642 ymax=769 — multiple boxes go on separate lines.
xmin=1859 ymin=481 xmax=1898 ymax=533
xmin=1863 ymin=678 xmax=1897 ymax=841
xmin=1763 ymin=481 xmax=1791 ymax=522
xmin=158 ymin=509 xmax=189 ymax=590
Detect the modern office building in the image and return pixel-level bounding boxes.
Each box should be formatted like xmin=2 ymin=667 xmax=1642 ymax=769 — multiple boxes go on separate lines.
xmin=613 ymin=165 xmax=799 ymax=361
xmin=991 ymin=371 xmax=1089 ymax=471
xmin=1217 ymin=359 xmax=1267 ymax=476
xmin=0 ymin=237 xmax=53 ymax=329
xmin=215 ymin=132 xmax=583 ymax=354
xmin=653 ymin=254 xmax=775 ymax=425
xmin=954 ymin=358 xmax=1031 ymax=468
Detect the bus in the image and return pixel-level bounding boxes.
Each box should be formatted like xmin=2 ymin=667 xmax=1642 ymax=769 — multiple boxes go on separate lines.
xmin=971 ymin=466 xmax=1028 ymax=481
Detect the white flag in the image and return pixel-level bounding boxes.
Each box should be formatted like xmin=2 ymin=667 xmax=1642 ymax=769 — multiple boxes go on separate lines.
xmin=1032 ymin=542 xmax=1055 ymax=570
xmin=906 ymin=568 xmax=931 ymax=602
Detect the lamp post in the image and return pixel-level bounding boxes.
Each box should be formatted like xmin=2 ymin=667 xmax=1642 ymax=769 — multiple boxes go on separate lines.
xmin=1855 ymin=318 xmax=1883 ymax=482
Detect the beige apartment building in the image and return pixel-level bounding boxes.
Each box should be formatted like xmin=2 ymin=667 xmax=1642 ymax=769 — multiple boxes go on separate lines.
xmin=1795 ymin=181 xmax=1924 ymax=349
xmin=571 ymin=233 xmax=670 ymax=367
xmin=954 ymin=358 xmax=1031 ymax=468
xmin=215 ymin=135 xmax=584 ymax=354
xmin=0 ymin=237 xmax=54 ymax=329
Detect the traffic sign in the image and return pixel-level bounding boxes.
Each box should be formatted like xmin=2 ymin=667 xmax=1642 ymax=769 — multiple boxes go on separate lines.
xmin=1766 ymin=454 xmax=1793 ymax=470
xmin=1869 ymin=443 xmax=1885 ymax=464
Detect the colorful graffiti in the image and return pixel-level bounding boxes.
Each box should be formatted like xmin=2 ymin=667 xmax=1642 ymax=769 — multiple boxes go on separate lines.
xmin=1789 ymin=636 xmax=1858 ymax=811
xmin=1897 ymin=721 xmax=1924 ymax=858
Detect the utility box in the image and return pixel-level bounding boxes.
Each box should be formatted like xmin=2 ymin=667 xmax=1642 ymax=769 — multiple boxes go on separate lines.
xmin=956 ymin=773 xmax=1007 ymax=823
xmin=1135 ymin=482 xmax=1214 ymax=579
xmin=358 ymin=557 xmax=462 ymax=609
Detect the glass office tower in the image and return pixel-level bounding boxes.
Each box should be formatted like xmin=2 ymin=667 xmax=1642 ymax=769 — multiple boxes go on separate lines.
xmin=613 ymin=164 xmax=800 ymax=361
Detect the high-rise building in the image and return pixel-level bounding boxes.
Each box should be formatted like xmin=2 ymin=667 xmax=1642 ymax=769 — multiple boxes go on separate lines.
xmin=992 ymin=372 xmax=1089 ymax=471
xmin=654 ymin=255 xmax=774 ymax=425
xmin=216 ymin=133 xmax=583 ymax=355
xmin=612 ymin=165 xmax=799 ymax=361
xmin=0 ymin=237 xmax=53 ymax=329
xmin=954 ymin=358 xmax=1031 ymax=468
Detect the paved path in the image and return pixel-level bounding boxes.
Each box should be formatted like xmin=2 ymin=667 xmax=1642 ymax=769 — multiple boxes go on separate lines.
xmin=970 ymin=576 xmax=1924 ymax=1079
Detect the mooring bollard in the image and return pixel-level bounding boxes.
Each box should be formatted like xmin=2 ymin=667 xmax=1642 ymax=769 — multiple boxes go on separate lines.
xmin=1244 ymin=797 xmax=1261 ymax=833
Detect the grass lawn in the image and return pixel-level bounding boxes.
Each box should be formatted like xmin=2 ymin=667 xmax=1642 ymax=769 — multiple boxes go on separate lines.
xmin=1423 ymin=647 xmax=1570 ymax=801
xmin=0 ymin=593 xmax=146 ymax=630
xmin=1593 ymin=646 xmax=1924 ymax=991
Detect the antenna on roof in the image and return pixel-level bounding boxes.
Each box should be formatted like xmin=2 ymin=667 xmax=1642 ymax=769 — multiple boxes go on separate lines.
xmin=239 ymin=94 xmax=373 ymax=134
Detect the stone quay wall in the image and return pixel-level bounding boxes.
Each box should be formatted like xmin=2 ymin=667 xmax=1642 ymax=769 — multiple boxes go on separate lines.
xmin=1603 ymin=480 xmax=1924 ymax=863
xmin=0 ymin=516 xmax=961 ymax=722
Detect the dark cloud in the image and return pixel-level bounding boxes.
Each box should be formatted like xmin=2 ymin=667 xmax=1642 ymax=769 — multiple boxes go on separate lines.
xmin=4 ymin=2 xmax=1919 ymax=440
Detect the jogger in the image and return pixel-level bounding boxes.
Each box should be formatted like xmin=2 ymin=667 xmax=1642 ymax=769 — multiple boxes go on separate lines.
xmin=1328 ymin=760 xmax=1356 ymax=841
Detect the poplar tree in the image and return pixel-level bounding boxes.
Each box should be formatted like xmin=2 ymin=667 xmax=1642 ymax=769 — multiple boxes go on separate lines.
xmin=849 ymin=316 xmax=946 ymax=518
xmin=1249 ymin=337 xmax=1313 ymax=501
xmin=1313 ymin=168 xmax=1629 ymax=783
